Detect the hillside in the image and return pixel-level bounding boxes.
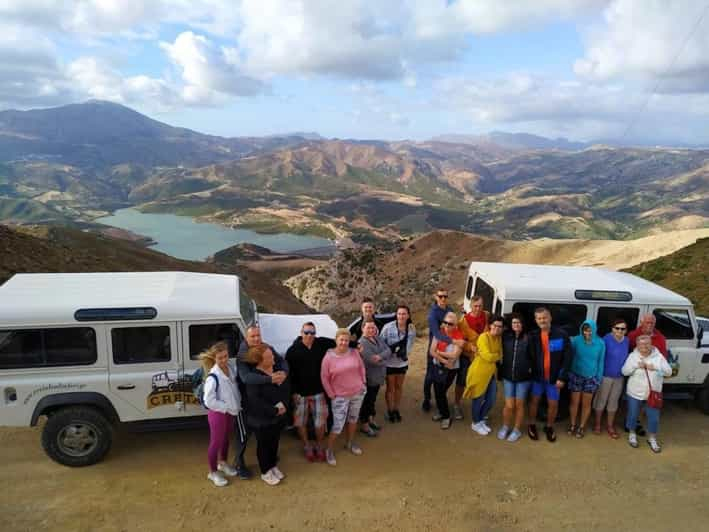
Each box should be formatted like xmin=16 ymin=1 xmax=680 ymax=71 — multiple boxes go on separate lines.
xmin=2 ymin=101 xmax=707 ymax=242
xmin=627 ymin=237 xmax=709 ymax=315
xmin=285 ymin=229 xmax=709 ymax=324
xmin=0 ymin=224 xmax=310 ymax=314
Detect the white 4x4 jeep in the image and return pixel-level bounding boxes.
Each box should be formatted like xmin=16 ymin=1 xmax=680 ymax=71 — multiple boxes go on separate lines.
xmin=0 ymin=272 xmax=331 ymax=466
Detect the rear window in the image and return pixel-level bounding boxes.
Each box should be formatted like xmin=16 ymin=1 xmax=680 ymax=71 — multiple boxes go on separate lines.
xmin=596 ymin=307 xmax=640 ymax=337
xmin=188 ymin=323 xmax=241 ymax=360
xmin=111 ymin=326 xmax=171 ymax=364
xmin=0 ymin=328 xmax=97 ymax=369
xmin=511 ymin=303 xmax=587 ymax=338
xmin=473 ymin=277 xmax=495 ymax=313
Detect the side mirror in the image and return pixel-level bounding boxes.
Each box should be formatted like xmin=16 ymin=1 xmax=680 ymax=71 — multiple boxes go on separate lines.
xmin=698 ymin=326 xmax=704 ymax=348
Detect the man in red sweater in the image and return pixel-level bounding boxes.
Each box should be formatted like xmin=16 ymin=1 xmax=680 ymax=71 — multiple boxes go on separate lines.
xmin=628 ymin=314 xmax=668 ymax=359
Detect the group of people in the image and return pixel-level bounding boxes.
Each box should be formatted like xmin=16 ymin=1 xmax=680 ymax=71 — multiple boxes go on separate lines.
xmin=197 ymin=291 xmax=673 ymax=488
xmin=423 ymin=290 xmax=672 ymax=454
xmin=198 ymin=298 xmax=414 ymax=487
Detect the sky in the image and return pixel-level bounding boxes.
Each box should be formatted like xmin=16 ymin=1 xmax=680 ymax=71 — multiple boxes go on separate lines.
xmin=2 ymin=0 xmax=709 ymax=144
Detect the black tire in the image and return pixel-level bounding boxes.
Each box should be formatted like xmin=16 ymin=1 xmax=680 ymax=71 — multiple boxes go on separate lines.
xmin=41 ymin=406 xmax=113 ymax=467
xmin=696 ymin=387 xmax=709 ymax=415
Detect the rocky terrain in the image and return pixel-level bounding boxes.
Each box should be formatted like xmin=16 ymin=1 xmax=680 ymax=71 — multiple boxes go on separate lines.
xmin=285 ymin=229 xmax=709 ymax=324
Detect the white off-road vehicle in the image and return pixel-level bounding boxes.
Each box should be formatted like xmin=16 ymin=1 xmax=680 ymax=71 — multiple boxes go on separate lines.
xmin=463 ymin=262 xmax=709 ymax=413
xmin=0 ymin=272 xmax=336 ymax=466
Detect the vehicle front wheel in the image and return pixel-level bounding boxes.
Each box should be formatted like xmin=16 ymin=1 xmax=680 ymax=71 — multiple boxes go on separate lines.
xmin=696 ymin=386 xmax=709 ymax=415
xmin=41 ymin=406 xmax=113 ymax=466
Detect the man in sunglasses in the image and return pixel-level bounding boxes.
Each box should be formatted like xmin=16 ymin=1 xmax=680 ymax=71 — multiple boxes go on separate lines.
xmin=422 ymin=288 xmax=461 ymax=412
xmin=593 ymin=318 xmax=630 ymax=438
xmin=285 ymin=322 xmax=336 ymax=462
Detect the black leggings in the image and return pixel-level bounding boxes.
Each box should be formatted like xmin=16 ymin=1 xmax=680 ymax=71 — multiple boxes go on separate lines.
xmin=253 ymin=423 xmax=282 ymax=474
xmin=359 ymin=385 xmax=380 ymax=423
xmin=433 ymin=369 xmax=457 ymax=420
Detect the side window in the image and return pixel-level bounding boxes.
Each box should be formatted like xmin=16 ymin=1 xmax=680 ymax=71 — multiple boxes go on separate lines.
xmin=239 ymin=287 xmax=256 ymax=327
xmin=189 ymin=323 xmax=242 ymax=359
xmin=0 ymin=328 xmax=97 ymax=369
xmin=465 ymin=275 xmax=474 ymax=300
xmin=653 ymin=309 xmax=694 ymax=340
xmin=596 ymin=307 xmax=640 ymax=337
xmin=112 ymin=326 xmax=171 ymax=364
xmin=512 ymin=303 xmax=587 ymax=338
xmin=473 ymin=277 xmax=495 ymax=313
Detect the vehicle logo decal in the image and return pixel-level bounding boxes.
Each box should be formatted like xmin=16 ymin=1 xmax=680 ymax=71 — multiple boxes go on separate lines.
xmin=146 ymin=371 xmax=199 ymax=409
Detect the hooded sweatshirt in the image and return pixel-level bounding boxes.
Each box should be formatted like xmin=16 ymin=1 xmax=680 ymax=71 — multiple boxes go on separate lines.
xmin=570 ymin=319 xmax=605 ymax=381
xmin=285 ymin=336 xmax=336 ymax=396
xmin=622 ymin=346 xmax=672 ymax=401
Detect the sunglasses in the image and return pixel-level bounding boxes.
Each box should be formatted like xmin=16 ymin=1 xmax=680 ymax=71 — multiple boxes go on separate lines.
xmin=302 ymin=330 xmax=316 ymax=335
xmin=437 ymin=294 xmax=449 ymax=299
xmin=442 ymin=321 xmax=455 ymax=326
xmin=612 ymin=327 xmax=627 ymax=331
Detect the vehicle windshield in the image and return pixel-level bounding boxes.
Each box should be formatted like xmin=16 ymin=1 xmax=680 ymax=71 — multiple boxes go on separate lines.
xmin=239 ymin=285 xmax=256 ymax=327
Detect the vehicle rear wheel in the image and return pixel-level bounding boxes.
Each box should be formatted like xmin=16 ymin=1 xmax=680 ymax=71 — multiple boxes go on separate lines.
xmin=696 ymin=386 xmax=709 ymax=415
xmin=41 ymin=406 xmax=113 ymax=466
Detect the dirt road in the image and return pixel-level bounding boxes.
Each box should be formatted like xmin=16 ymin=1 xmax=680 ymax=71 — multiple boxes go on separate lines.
xmin=2 ymin=344 xmax=708 ymax=532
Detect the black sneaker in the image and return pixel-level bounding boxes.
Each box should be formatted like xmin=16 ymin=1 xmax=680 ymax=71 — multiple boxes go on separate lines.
xmin=387 ymin=411 xmax=396 ymax=423
xmin=394 ymin=410 xmax=402 ymax=422
xmin=527 ymin=424 xmax=539 ymax=441
xmin=235 ymin=465 xmax=252 ymax=480
xmin=422 ymin=399 xmax=432 ymax=412
xmin=544 ymin=425 xmax=557 ymax=442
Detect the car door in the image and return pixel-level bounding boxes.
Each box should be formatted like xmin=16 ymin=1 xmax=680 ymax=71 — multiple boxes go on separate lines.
xmin=649 ymin=307 xmax=699 ymax=383
xmin=107 ymin=322 xmax=184 ymax=421
xmin=180 ymin=320 xmax=244 ymax=416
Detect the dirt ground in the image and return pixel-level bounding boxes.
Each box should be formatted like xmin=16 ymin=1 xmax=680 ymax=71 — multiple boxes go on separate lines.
xmin=2 ymin=342 xmax=708 ymax=532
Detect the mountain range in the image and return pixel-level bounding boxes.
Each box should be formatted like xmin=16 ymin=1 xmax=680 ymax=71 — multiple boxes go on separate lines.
xmin=1 ymin=101 xmax=707 ymax=242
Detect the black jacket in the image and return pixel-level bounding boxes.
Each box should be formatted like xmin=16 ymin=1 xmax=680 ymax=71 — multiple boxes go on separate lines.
xmin=500 ymin=330 xmax=533 ymax=382
xmin=236 ymin=341 xmax=288 ymax=411
xmin=348 ymin=314 xmax=388 ymax=347
xmin=528 ymin=326 xmax=573 ymax=383
xmin=285 ymin=336 xmax=336 ymax=397
xmin=245 ymin=369 xmax=290 ymax=429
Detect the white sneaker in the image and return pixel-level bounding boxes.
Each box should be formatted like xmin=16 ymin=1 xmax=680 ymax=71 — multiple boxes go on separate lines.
xmin=207 ymin=471 xmax=228 ymax=487
xmin=326 ymin=448 xmax=337 ymax=466
xmin=481 ymin=421 xmax=492 ymax=434
xmin=628 ymin=432 xmax=638 ymax=448
xmin=261 ymin=470 xmax=280 ymax=486
xmin=217 ymin=462 xmax=238 ymax=477
xmin=471 ymin=422 xmax=489 ymax=436
xmin=647 ymin=438 xmax=662 ymax=453
xmin=271 ymin=466 xmax=285 ymax=480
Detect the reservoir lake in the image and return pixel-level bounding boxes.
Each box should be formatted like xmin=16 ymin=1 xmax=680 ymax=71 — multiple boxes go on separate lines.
xmin=96 ymin=208 xmax=333 ymax=260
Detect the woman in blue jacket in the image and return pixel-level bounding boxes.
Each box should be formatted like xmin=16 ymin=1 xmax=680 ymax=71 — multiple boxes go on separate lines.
xmin=568 ymin=319 xmax=605 ymax=438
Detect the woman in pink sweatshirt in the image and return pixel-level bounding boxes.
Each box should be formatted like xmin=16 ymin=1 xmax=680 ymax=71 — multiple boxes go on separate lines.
xmin=320 ymin=328 xmax=367 ymax=466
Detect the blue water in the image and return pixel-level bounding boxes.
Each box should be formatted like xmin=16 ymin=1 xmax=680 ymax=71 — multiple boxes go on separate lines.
xmin=96 ymin=208 xmax=333 ymax=260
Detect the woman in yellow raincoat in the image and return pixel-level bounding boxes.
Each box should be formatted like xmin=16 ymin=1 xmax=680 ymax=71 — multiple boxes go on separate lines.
xmin=464 ymin=315 xmax=504 ymax=436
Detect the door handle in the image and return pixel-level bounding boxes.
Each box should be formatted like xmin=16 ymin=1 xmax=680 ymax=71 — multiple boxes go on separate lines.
xmin=117 ymin=384 xmax=136 ymax=390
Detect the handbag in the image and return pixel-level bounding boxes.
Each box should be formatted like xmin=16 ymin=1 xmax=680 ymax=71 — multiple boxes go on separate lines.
xmin=644 ymin=367 xmax=663 ymax=409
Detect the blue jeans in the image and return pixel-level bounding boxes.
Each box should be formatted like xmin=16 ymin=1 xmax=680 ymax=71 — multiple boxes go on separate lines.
xmin=625 ymin=395 xmax=660 ymax=434
xmin=503 ymin=379 xmax=531 ymax=400
xmin=471 ymin=377 xmax=497 ymax=423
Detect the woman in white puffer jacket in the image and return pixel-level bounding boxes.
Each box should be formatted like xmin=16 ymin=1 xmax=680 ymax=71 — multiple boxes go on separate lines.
xmin=622 ymin=335 xmax=672 ymax=453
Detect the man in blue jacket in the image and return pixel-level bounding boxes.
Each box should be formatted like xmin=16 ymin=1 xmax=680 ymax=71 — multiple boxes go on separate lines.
xmin=422 ymin=288 xmax=460 ymax=412
xmin=527 ymin=307 xmax=573 ymax=442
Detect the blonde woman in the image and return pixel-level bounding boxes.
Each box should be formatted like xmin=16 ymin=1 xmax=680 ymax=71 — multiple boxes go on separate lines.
xmin=200 ymin=341 xmax=242 ymax=487
xmin=320 ymin=328 xmax=367 ymax=466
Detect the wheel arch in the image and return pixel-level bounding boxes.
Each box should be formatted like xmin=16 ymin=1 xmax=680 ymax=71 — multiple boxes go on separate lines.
xmin=31 ymin=392 xmax=120 ymax=426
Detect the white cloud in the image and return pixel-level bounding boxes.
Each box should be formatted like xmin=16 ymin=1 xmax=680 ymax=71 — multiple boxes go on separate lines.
xmin=67 ymin=57 xmax=179 ymax=110
xmin=161 ymin=32 xmax=266 ymax=105
xmin=575 ymin=0 xmax=709 ymax=92
xmin=434 ymin=73 xmax=709 ymax=143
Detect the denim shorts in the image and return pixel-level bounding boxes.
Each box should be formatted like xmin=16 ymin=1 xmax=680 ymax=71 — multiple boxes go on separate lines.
xmin=567 ymin=372 xmax=600 ymax=394
xmin=531 ymin=380 xmax=561 ymax=401
xmin=503 ymin=379 xmax=531 ymax=400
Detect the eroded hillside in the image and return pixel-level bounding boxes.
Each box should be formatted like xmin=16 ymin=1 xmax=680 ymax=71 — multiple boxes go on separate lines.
xmin=285 ymin=229 xmax=709 ymax=324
